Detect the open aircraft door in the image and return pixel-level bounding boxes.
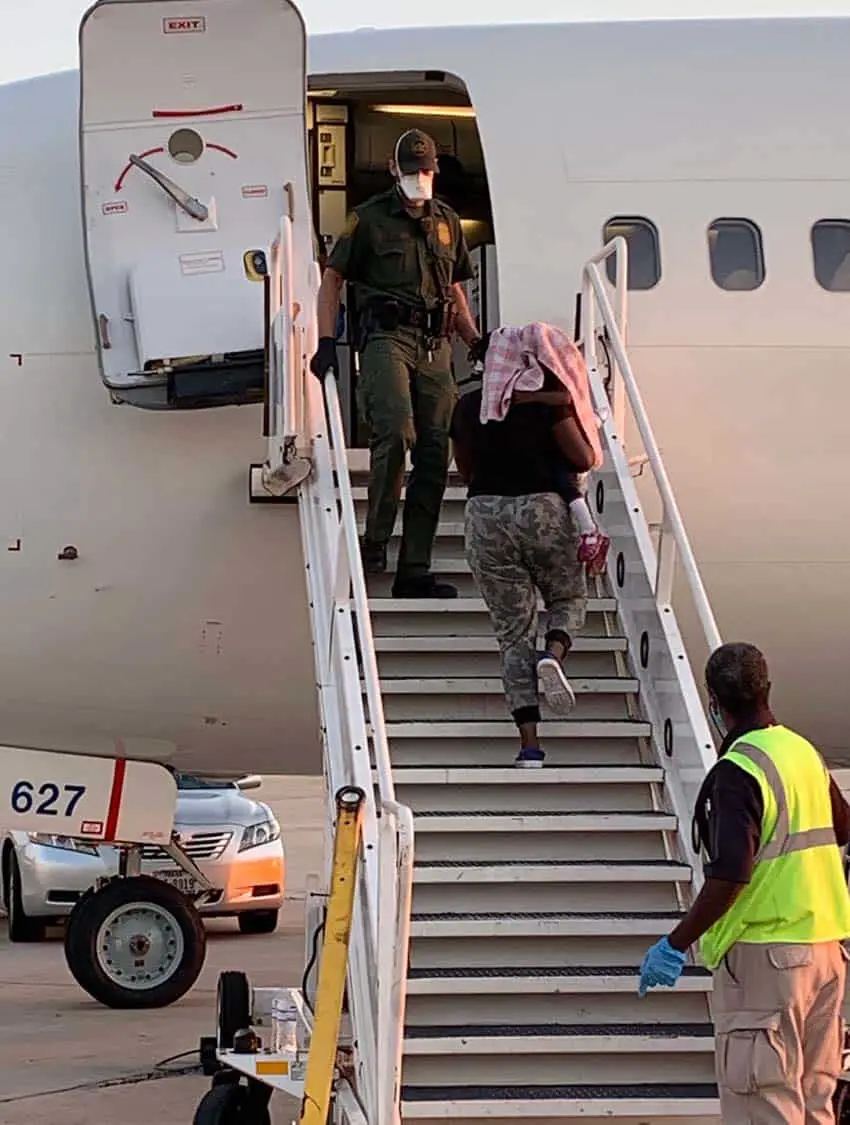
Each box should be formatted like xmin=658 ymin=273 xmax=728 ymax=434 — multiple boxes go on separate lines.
xmin=79 ymin=0 xmax=312 ymax=409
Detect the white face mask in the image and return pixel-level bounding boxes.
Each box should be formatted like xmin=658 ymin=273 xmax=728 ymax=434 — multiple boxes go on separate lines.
xmin=398 ymin=172 xmax=433 ymax=203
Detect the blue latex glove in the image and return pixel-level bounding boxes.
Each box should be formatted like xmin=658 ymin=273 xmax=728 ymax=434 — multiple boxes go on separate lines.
xmin=638 ymin=936 xmax=686 ymax=997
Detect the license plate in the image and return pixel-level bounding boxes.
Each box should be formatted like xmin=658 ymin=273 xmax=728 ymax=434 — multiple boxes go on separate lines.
xmin=151 ymin=868 xmax=198 ymax=896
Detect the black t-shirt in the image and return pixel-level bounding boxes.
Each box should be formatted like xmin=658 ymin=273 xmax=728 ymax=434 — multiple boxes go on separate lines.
xmin=692 ymin=720 xmax=850 ymax=885
xmin=449 ymin=386 xmax=571 ymax=498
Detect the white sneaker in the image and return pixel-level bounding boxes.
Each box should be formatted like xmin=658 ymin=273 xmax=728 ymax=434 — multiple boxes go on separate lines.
xmin=537 ymin=655 xmax=576 ymax=715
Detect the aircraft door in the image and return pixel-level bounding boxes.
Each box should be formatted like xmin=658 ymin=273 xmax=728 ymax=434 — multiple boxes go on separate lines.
xmin=79 ymin=0 xmax=312 ymax=408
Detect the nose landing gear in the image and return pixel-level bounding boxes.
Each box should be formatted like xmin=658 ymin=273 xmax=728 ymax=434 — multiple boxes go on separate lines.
xmin=64 ymin=874 xmax=206 ymax=1008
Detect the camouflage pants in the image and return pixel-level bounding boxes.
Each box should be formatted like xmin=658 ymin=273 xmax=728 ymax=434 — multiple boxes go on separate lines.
xmin=465 ymin=493 xmax=588 ymax=715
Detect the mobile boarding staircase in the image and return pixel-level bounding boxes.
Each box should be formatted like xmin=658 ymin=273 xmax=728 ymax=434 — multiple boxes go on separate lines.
xmin=274 ymin=233 xmax=724 ymax=1125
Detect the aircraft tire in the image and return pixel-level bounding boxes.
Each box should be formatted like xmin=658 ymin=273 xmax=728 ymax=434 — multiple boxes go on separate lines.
xmin=64 ymin=875 xmax=206 ymax=1008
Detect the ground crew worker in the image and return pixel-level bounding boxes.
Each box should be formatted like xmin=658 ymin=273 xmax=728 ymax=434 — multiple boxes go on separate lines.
xmin=310 ymin=128 xmax=482 ymax=599
xmin=639 ymin=641 xmax=850 ymax=1125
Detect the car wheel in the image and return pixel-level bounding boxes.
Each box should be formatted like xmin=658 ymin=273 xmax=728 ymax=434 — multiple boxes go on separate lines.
xmin=6 ymin=850 xmax=47 ymax=943
xmin=237 ymin=910 xmax=278 ymax=936
xmin=193 ymin=1083 xmax=271 ymax=1125
xmin=64 ymin=875 xmax=206 ymax=1008
xmin=217 ymin=970 xmax=251 ymax=1049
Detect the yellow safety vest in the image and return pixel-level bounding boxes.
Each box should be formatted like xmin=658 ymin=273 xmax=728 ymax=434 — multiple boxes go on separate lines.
xmin=700 ymin=725 xmax=850 ymax=971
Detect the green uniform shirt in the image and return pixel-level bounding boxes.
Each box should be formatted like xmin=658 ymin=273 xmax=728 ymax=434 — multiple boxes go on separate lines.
xmin=327 ymin=188 xmax=475 ymax=311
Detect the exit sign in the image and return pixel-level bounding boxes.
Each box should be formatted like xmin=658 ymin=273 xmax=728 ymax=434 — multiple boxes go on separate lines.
xmin=162 ymin=16 xmax=206 ymax=33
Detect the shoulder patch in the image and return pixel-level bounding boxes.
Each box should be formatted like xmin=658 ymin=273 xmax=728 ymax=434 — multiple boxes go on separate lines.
xmin=436 ymin=219 xmax=452 ymax=247
xmin=342 ymin=211 xmax=359 ymax=238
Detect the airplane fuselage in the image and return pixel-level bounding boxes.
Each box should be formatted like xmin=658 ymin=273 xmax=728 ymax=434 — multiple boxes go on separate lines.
xmin=1 ymin=13 xmax=849 ymax=774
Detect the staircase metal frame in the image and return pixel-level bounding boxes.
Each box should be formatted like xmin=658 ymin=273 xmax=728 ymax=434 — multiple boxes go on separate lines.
xmin=267 ymin=212 xmax=724 ymax=1122
xmin=581 ymin=236 xmax=722 ymax=883
xmin=265 ymin=211 xmax=414 ymax=1125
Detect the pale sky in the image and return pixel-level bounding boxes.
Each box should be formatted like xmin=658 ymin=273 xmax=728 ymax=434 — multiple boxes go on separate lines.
xmin=4 ymin=0 xmax=850 ymax=86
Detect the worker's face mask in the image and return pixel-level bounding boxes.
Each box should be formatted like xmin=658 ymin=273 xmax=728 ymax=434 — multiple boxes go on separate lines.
xmin=398 ymin=171 xmax=434 ymax=203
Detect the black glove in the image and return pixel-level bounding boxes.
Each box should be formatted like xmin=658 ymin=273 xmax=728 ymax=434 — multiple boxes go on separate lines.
xmin=310 ymin=337 xmax=339 ymax=380
xmin=467 ymin=333 xmax=490 ymax=366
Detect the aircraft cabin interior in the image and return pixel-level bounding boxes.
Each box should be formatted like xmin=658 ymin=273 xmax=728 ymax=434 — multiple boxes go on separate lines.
xmin=305 ymin=72 xmax=497 ymax=446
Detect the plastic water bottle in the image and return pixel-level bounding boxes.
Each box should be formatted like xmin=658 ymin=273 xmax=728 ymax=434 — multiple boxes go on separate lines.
xmin=272 ymin=992 xmax=298 ymax=1055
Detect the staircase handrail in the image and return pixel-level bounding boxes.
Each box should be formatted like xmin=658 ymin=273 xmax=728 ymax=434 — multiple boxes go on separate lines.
xmin=582 ymin=239 xmax=722 ymax=654
xmin=266 ymin=225 xmax=413 ymax=1124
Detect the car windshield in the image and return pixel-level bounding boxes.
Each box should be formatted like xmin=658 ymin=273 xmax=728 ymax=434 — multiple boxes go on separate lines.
xmin=173 ymin=771 xmax=237 ymax=791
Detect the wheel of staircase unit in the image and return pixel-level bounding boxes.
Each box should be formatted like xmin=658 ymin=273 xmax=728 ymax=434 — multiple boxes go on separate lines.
xmin=217 ymin=970 xmax=252 ymax=1049
xmin=616 ymin=551 xmax=625 ymax=587
xmin=4 ymin=849 xmax=48 ymax=943
xmin=238 ymin=909 xmax=279 ymax=935
xmin=595 ymin=479 xmax=605 ymax=514
xmin=193 ymin=1082 xmax=272 ymax=1125
xmin=63 ymin=875 xmax=206 ymax=1008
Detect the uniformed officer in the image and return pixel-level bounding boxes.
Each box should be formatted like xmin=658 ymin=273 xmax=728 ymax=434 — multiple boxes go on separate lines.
xmin=310 ymin=129 xmax=482 ymax=599
xmin=639 ymin=642 xmax=850 ymax=1125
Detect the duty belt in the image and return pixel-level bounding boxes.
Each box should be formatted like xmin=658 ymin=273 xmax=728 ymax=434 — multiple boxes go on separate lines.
xmin=365 ymin=299 xmax=446 ymax=336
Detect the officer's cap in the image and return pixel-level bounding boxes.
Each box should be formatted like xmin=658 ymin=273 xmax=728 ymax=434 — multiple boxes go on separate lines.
xmin=394 ymin=129 xmax=438 ymax=174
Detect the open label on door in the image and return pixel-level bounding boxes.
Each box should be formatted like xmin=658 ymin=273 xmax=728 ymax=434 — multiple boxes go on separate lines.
xmin=79 ymin=0 xmax=312 ymax=409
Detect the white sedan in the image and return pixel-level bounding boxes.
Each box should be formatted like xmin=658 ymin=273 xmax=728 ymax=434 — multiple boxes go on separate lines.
xmin=1 ymin=771 xmax=285 ymax=941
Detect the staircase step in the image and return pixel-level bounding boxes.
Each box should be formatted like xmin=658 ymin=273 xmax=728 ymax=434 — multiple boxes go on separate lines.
xmin=377 ymin=677 xmax=638 ymax=696
xmin=393 ymin=765 xmax=662 ymax=785
xmin=406 ymin=964 xmax=711 ymax=993
xmin=403 ymin=1023 xmax=715 ymax=1054
xmin=377 ymin=678 xmax=638 ymax=722
xmin=410 ymin=910 xmax=682 ymax=939
xmin=352 ymin=485 xmax=468 ymax=504
xmin=390 ymin=765 xmax=663 ymax=819
xmin=413 ymin=810 xmax=675 ymax=833
xmin=373 ymin=634 xmax=627 ymax=653
xmin=360 ymin=519 xmax=467 ymax=538
xmin=400 ymin=1083 xmax=719 ymax=1119
xmin=385 ymin=732 xmax=648 ymax=769
xmin=388 ymin=720 xmax=651 ymax=741
xmin=374 ymin=636 xmax=629 ymax=678
xmin=369 ymin=597 xmax=618 ymax=614
xmin=413 ymin=859 xmax=691 ymax=884
xmin=411 ymin=858 xmax=685 ymax=913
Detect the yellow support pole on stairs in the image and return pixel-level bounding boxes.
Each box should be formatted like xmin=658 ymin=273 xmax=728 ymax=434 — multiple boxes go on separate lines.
xmin=299 ymin=785 xmax=365 ymax=1125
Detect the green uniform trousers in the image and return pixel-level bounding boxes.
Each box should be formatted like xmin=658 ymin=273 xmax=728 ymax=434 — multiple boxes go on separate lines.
xmin=357 ymin=328 xmax=455 ymax=579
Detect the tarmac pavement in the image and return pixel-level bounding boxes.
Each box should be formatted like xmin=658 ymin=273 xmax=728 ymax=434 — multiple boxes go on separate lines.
xmin=0 ymin=774 xmax=326 ymax=1125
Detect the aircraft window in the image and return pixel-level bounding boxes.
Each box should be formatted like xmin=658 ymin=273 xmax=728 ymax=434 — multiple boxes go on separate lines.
xmin=168 ymin=127 xmax=204 ymax=165
xmin=708 ymin=219 xmax=765 ymax=291
xmin=811 ymin=221 xmax=850 ymax=292
xmin=602 ymin=218 xmax=661 ymax=290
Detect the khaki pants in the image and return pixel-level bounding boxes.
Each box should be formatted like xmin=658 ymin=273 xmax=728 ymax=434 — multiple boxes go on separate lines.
xmin=713 ymin=941 xmax=847 ymax=1124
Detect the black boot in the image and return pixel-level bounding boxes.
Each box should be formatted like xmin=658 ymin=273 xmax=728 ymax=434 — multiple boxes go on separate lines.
xmin=360 ymin=539 xmax=387 ymax=575
xmin=391 ymin=573 xmax=458 ymax=599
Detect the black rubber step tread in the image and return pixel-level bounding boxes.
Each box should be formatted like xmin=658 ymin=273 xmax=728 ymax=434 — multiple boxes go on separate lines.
xmin=401 ymin=1082 xmax=719 ymax=1102
xmin=405 ymin=1022 xmax=715 ymax=1040
xmin=415 ymin=858 xmax=688 ymax=868
xmin=407 ymin=964 xmax=711 ymax=980
xmin=414 ymin=808 xmax=671 ymax=818
xmin=411 ymin=909 xmax=683 ymax=921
